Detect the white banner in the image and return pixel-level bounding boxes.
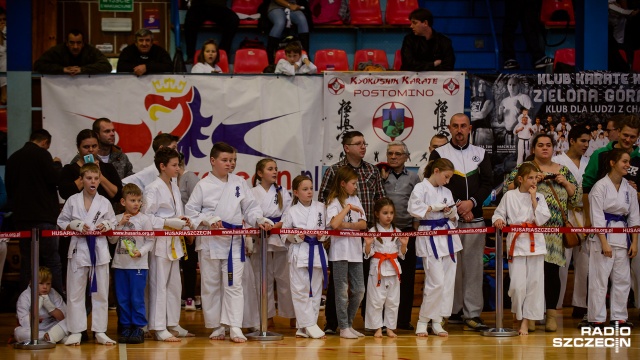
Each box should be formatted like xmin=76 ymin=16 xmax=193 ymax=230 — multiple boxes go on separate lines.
xmin=42 ymin=74 xmax=326 ymax=191
xmin=322 ymin=71 xmax=466 ymax=167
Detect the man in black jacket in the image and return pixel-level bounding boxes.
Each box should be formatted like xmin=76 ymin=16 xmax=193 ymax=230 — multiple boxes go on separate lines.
xmin=400 ymin=8 xmax=455 ymax=71
xmin=33 ymin=29 xmax=112 ymax=75
xmin=6 ymin=129 xmax=64 ymax=297
xmin=117 ymin=29 xmax=173 ymax=75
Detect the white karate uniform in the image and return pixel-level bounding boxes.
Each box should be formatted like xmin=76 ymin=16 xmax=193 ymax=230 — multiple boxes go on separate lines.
xmin=493 ymin=189 xmax=551 ymax=320
xmin=363 ymin=224 xmax=405 ymax=330
xmin=191 ymin=62 xmax=223 ymax=73
xmin=249 ymin=184 xmax=294 ymax=319
xmin=553 ymin=152 xmax=590 ymax=309
xmin=408 ymin=179 xmax=462 ymax=323
xmin=326 ymin=196 xmax=366 ymax=262
xmin=514 ymin=121 xmax=534 ymax=165
xmin=122 ymin=164 xmax=159 ymax=192
xmin=14 ymin=288 xmax=68 ymax=342
xmin=57 ymin=192 xmax=116 ymax=334
xmin=282 ymin=200 xmax=328 ymax=328
xmin=144 ymin=177 xmax=185 ymax=331
xmin=184 ymin=173 xmax=263 ymax=329
xmin=588 ymin=176 xmax=640 ymax=322
xmin=274 ymin=55 xmax=318 ymax=75
xmin=108 ymin=212 xmax=155 ymax=269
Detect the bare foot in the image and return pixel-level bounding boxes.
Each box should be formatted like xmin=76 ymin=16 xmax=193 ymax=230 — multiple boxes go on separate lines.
xmin=387 ymin=329 xmax=397 ymax=338
xmin=374 ymin=328 xmax=383 ymax=338
xmin=519 ymin=319 xmax=529 ymax=336
xmin=231 ymin=336 xmax=246 ymax=343
xmin=164 ymin=336 xmax=181 ymax=342
xmin=416 ymin=332 xmax=428 ymax=337
xmin=210 ymin=334 xmax=225 ymax=340
xmin=44 ymin=333 xmax=50 ymax=342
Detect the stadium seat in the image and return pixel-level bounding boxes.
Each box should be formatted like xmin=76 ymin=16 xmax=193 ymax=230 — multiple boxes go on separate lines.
xmin=274 ymin=49 xmax=308 ymax=64
xmin=393 ymin=49 xmax=402 ymax=70
xmin=540 ymin=0 xmax=575 ymax=28
xmin=350 ymin=0 xmax=383 ymax=25
xmin=553 ymin=48 xmax=575 ymax=69
xmin=234 ymin=48 xmax=269 ymax=73
xmin=193 ymin=49 xmax=230 ymax=73
xmin=314 ymin=49 xmax=350 ymax=71
xmin=633 ymin=50 xmax=640 ymax=72
xmin=353 ymin=49 xmax=389 ymax=70
xmin=385 ymin=0 xmax=418 ymax=25
xmin=231 ymin=0 xmax=262 ymax=25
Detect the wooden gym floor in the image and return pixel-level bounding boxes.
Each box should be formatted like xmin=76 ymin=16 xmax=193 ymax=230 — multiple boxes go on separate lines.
xmin=1 ymin=307 xmax=639 ymax=359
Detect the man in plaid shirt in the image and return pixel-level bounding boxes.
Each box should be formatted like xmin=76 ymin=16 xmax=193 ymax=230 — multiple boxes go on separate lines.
xmin=318 ymin=130 xmax=385 ymax=334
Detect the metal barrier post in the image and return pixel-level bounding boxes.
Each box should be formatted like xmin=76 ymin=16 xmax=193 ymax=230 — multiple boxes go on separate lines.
xmin=15 ymin=228 xmax=56 ymax=349
xmin=482 ymin=228 xmax=518 ymax=337
xmin=247 ymin=229 xmax=283 ymax=341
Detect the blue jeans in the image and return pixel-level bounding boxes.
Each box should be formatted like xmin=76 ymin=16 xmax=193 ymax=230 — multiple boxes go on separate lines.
xmin=268 ymin=8 xmax=309 ymax=38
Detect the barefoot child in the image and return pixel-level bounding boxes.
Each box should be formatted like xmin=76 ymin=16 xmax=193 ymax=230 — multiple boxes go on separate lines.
xmin=363 ymin=198 xmax=408 ymax=338
xmin=493 ymin=162 xmax=550 ymax=335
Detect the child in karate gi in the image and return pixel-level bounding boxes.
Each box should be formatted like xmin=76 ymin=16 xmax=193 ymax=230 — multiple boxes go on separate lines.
xmin=408 ymin=158 xmax=461 ymax=337
xmin=14 ymin=267 xmax=68 ymax=344
xmin=363 ymin=198 xmax=408 ymax=338
xmin=144 ymin=147 xmax=193 ymax=342
xmin=57 ymin=162 xmax=116 ymax=345
xmin=326 ymin=166 xmax=367 ymax=339
xmin=493 ymin=163 xmax=551 ymax=335
xmin=274 ymin=42 xmax=317 ymax=75
xmin=185 ymin=142 xmax=273 ymax=343
xmin=282 ymin=175 xmax=328 ymax=339
xmin=108 ymin=183 xmax=155 ymax=343
xmin=588 ymin=149 xmax=639 ymax=328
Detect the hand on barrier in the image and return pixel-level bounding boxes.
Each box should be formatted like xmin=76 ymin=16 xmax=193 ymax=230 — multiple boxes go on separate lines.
xmin=287 ymin=234 xmax=304 ymax=243
xmin=258 ymin=217 xmax=274 ymax=231
xmin=69 ymin=220 xmax=86 ymax=232
xmin=165 ymin=218 xmax=186 ymax=230
xmin=97 ymin=220 xmax=112 ymax=233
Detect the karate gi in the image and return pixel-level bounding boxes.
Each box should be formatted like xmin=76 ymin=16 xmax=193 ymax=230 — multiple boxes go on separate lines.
xmin=122 ymin=164 xmax=159 ymax=192
xmin=588 ymin=176 xmax=640 ymax=323
xmin=184 ymin=173 xmax=263 ymax=330
xmin=553 ymin=152 xmax=590 ymax=309
xmin=492 ymin=189 xmax=550 ymax=321
xmin=514 ymin=121 xmax=534 ymax=165
xmin=57 ymin=192 xmax=116 ymax=334
xmin=14 ymin=287 xmax=67 ymax=342
xmin=408 ymin=180 xmax=462 ymax=324
xmin=363 ymin=224 xmax=405 ymax=330
xmin=282 ymin=200 xmax=328 ymax=329
xmin=144 ymin=177 xmax=185 ymax=332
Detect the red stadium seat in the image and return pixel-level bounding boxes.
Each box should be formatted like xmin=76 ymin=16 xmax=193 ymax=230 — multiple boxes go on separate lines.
xmin=633 ymin=49 xmax=640 ymax=72
xmin=393 ymin=49 xmax=402 ymax=70
xmin=231 ymin=0 xmax=262 ymax=25
xmin=353 ymin=49 xmax=389 ymax=70
xmin=553 ymin=48 xmax=575 ymax=69
xmin=234 ymin=48 xmax=269 ymax=73
xmin=314 ymin=49 xmax=350 ymax=71
xmin=0 ymin=108 xmax=6 ymax=132
xmin=275 ymin=49 xmax=308 ymax=64
xmin=193 ymin=49 xmax=230 ymax=73
xmin=349 ymin=0 xmax=383 ymax=25
xmin=540 ymin=0 xmax=575 ymax=28
xmin=385 ymin=0 xmax=418 ymax=25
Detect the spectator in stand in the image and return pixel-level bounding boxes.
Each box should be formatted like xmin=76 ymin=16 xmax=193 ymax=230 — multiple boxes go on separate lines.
xmin=502 ymin=0 xmax=553 ymax=70
xmin=265 ymin=0 xmax=311 ymax=65
xmin=400 ymin=8 xmax=455 ymax=71
xmin=117 ymin=29 xmax=172 ymax=75
xmin=184 ymin=0 xmax=239 ymax=63
xmin=34 ymin=29 xmax=112 ymax=75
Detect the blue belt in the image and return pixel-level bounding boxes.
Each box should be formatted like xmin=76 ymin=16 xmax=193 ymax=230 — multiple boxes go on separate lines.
xmin=304 ymin=236 xmax=328 ymax=297
xmin=604 ymin=212 xmax=631 ymax=249
xmin=222 ymin=221 xmax=245 ymax=286
xmin=419 ymin=218 xmax=456 ymax=262
xmin=86 ymin=235 xmax=98 ymax=293
xmin=267 ymin=216 xmax=281 ymax=223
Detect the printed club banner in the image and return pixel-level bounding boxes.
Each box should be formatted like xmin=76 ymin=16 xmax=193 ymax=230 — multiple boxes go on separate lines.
xmin=41 ymin=74 xmax=326 ymax=191
xmin=322 ymin=71 xmax=466 ymax=167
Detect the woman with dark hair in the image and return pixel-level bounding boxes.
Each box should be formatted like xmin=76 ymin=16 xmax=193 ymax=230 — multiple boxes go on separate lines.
xmin=505 ymin=133 xmax=581 ymax=332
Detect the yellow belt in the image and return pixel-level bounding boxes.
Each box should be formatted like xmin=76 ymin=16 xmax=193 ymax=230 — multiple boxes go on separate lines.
xmin=164 ymin=226 xmax=187 ymax=260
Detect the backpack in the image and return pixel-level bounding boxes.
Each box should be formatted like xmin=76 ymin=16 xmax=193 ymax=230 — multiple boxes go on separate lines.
xmin=239 ymin=37 xmax=266 ymax=50
xmin=309 ymin=0 xmax=342 ymax=24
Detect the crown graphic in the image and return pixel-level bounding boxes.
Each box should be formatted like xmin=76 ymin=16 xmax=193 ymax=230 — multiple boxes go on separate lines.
xmin=152 ymin=78 xmax=187 ymax=93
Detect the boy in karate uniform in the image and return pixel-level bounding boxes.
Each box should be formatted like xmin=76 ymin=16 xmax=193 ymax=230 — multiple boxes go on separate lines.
xmin=57 ymin=163 xmax=116 ymax=345
xmin=144 ymin=147 xmax=193 ymax=342
xmin=185 ymin=142 xmax=273 ymax=343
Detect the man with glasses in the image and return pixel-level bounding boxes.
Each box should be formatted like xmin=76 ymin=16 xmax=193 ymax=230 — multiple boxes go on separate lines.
xmin=319 ymin=130 xmax=386 ymax=334
xmin=378 ymin=141 xmax=420 ymax=330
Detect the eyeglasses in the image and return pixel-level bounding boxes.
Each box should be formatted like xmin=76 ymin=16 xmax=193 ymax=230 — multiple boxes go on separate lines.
xmin=387 ymin=151 xmax=406 ymax=157
xmin=347 ymin=142 xmax=368 ymax=148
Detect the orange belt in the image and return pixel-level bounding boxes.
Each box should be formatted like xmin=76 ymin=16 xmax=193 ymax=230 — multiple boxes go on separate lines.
xmin=372 ymin=252 xmax=401 ymax=286
xmin=508 ymin=222 xmax=536 ymax=263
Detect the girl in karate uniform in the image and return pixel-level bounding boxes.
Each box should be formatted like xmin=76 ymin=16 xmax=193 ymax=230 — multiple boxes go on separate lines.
xmin=250 ymin=159 xmax=295 ymax=328
xmin=363 ymin=197 xmax=409 ymax=338
xmin=57 ymin=163 xmax=116 ymax=345
xmin=492 ymin=163 xmax=551 ymax=335
xmin=282 ymin=175 xmax=328 ymax=339
xmin=326 ymin=166 xmax=367 ymax=339
xmin=588 ymin=149 xmax=639 ymax=328
xmin=408 ymin=158 xmax=460 ymax=337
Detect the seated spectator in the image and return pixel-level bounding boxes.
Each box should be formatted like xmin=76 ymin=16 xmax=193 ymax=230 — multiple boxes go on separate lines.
xmin=265 ymin=0 xmax=312 ymax=64
xmin=191 ymin=40 xmax=224 ymax=73
xmin=502 ymin=0 xmax=553 ymax=70
xmin=400 ymin=8 xmax=455 ymax=71
xmin=184 ymin=0 xmax=239 ymax=63
xmin=274 ymin=42 xmax=317 ymax=75
xmin=33 ymin=29 xmax=112 ymax=75
xmin=117 ymin=29 xmax=172 ymax=75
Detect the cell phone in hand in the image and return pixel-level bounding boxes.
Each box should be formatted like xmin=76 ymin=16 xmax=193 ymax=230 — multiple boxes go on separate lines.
xmin=83 ymin=154 xmax=95 ymax=163
xmin=541 ymin=174 xmax=557 ymax=181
